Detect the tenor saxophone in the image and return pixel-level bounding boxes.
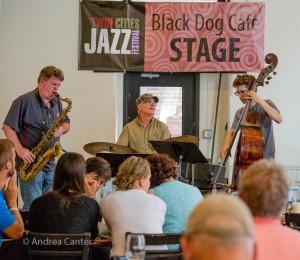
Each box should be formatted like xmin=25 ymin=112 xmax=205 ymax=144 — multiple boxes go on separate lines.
xmin=19 ymin=93 xmax=72 ymax=182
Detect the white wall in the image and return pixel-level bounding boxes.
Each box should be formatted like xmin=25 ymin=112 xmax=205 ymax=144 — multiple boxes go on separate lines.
xmin=0 ymin=0 xmax=119 ymax=159
xmin=262 ymin=0 xmax=300 ymax=167
xmin=200 ymin=0 xmax=300 ymax=171
xmin=1 ymin=0 xmax=300 ymax=177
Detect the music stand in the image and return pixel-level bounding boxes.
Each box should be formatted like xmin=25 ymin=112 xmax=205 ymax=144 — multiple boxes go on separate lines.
xmin=96 ymin=153 xmax=148 ymax=177
xmin=150 ymin=141 xmax=208 ymax=182
xmin=185 ymin=163 xmax=227 ymax=191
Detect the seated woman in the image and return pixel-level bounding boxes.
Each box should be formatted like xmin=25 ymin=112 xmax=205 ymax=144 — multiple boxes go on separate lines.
xmin=28 ymin=152 xmax=100 ymax=240
xmin=84 ymin=156 xmax=112 ymax=199
xmin=100 ymin=156 xmax=166 ymax=257
xmin=146 ymin=154 xmax=203 ymax=233
xmin=85 ymin=156 xmax=112 ymax=260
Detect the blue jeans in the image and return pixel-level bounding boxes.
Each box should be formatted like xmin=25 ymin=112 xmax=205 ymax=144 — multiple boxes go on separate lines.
xmin=17 ymin=169 xmax=53 ymax=211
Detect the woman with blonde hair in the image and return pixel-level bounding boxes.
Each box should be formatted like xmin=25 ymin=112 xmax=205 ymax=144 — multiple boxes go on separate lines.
xmin=100 ymin=156 xmax=166 ymax=257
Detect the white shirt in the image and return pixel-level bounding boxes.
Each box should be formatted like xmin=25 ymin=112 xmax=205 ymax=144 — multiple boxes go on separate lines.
xmin=100 ymin=189 xmax=167 ymax=256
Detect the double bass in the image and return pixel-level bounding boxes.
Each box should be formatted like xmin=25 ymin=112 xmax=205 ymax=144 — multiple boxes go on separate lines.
xmin=213 ymin=53 xmax=278 ymax=192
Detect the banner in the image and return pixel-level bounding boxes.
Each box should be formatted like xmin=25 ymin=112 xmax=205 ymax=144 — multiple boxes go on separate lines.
xmin=79 ymin=1 xmax=264 ymax=72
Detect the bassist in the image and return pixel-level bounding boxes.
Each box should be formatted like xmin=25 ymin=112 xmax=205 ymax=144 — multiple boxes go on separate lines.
xmin=220 ymin=74 xmax=282 ymax=188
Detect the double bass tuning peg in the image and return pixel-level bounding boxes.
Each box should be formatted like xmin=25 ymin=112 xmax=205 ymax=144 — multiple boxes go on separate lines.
xmin=264 ymin=70 xmax=277 ymax=85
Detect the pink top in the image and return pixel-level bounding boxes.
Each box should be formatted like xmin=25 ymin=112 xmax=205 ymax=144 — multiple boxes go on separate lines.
xmin=254 ymin=217 xmax=300 ymax=260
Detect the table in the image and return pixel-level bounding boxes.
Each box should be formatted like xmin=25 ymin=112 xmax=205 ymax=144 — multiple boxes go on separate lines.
xmin=0 ymin=237 xmax=29 ymax=260
xmin=92 ymin=236 xmax=112 ymax=248
xmin=90 ymin=236 xmax=112 ymax=260
xmin=0 ymin=235 xmax=112 ymax=260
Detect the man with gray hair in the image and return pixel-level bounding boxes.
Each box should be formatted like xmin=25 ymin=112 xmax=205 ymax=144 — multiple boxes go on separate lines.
xmin=180 ymin=193 xmax=255 ymax=260
xmin=117 ymin=93 xmax=171 ymax=154
xmin=239 ymin=159 xmax=300 ymax=260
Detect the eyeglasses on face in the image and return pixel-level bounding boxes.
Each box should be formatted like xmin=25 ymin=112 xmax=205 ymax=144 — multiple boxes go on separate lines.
xmin=94 ymin=179 xmax=107 ymax=188
xmin=234 ymin=90 xmax=248 ymax=96
xmin=142 ymin=100 xmax=157 ymax=105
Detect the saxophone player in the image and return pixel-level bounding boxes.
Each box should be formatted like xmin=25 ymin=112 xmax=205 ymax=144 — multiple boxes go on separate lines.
xmin=2 ymin=66 xmax=70 ymax=211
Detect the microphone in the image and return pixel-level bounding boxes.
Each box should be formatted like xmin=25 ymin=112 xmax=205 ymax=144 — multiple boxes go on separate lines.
xmin=190 ymin=122 xmax=198 ymax=135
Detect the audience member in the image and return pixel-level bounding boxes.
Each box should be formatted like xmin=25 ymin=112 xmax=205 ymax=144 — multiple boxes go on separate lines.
xmin=180 ymin=193 xmax=255 ymax=260
xmin=239 ymin=159 xmax=300 ymax=260
xmin=99 ymin=178 xmax=116 ymax=201
xmin=100 ymin=156 xmax=166 ymax=257
xmin=28 ymin=152 xmax=100 ymax=240
xmin=146 ymin=154 xmax=203 ymax=233
xmin=84 ymin=156 xmax=112 ymax=199
xmin=84 ymin=157 xmax=112 ymax=260
xmin=0 ymin=139 xmax=24 ymax=245
xmin=117 ymin=93 xmax=171 ymax=153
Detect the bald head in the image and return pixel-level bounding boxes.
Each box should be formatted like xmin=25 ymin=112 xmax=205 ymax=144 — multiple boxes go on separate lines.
xmin=180 ymin=193 xmax=255 ymax=260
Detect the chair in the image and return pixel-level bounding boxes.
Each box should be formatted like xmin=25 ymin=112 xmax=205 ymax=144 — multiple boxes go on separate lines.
xmin=285 ymin=212 xmax=300 ymax=230
xmin=0 ymin=234 xmax=29 ymax=260
xmin=126 ymin=232 xmax=184 ymax=260
xmin=26 ymin=231 xmax=91 ymax=260
xmin=19 ymin=210 xmax=29 ymax=230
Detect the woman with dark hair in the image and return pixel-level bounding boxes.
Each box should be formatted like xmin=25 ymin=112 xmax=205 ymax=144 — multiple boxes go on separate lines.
xmin=28 ymin=152 xmax=100 ymax=240
xmin=84 ymin=156 xmax=112 ymax=199
xmin=146 ymin=154 xmax=203 ymax=234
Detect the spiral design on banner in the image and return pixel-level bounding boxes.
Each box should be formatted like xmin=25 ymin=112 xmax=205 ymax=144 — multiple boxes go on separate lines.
xmin=144 ymin=29 xmax=168 ymax=61
xmin=231 ymin=45 xmax=264 ymax=72
xmin=144 ymin=2 xmax=264 ymax=72
xmin=150 ymin=60 xmax=179 ymax=72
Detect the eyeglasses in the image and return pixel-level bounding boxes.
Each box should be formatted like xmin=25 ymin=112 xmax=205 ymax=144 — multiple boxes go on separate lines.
xmin=98 ymin=178 xmax=107 ymax=187
xmin=234 ymin=90 xmax=248 ymax=97
xmin=142 ymin=100 xmax=157 ymax=105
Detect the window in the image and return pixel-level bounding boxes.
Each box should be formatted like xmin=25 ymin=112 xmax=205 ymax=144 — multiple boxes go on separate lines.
xmin=123 ymin=72 xmax=199 ymax=137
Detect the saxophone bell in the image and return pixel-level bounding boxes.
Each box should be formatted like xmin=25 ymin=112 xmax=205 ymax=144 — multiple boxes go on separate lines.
xmin=53 ymin=142 xmax=63 ymax=159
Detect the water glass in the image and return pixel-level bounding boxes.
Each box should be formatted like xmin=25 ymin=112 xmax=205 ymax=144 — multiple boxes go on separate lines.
xmin=125 ymin=234 xmax=146 ymax=260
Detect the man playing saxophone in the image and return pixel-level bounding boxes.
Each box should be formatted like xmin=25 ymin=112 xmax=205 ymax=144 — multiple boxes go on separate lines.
xmin=2 ymin=66 xmax=70 ymax=211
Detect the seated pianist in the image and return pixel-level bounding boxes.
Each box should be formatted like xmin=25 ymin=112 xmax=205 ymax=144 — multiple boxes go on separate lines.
xmin=117 ymin=93 xmax=171 ymax=154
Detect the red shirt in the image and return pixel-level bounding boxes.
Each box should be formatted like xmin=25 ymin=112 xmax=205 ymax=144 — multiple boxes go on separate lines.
xmin=253 ymin=216 xmax=300 ymax=260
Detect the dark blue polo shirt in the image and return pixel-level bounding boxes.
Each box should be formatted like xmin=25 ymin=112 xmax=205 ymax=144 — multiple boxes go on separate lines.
xmin=3 ymin=88 xmax=70 ymax=171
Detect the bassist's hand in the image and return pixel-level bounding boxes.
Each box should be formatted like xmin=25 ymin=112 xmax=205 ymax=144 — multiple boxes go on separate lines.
xmin=220 ymin=148 xmax=231 ymax=159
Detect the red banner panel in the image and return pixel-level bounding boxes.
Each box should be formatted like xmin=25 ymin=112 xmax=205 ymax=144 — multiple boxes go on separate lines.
xmin=144 ymin=2 xmax=264 ymax=72
xmin=79 ymin=2 xmax=264 ymax=72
